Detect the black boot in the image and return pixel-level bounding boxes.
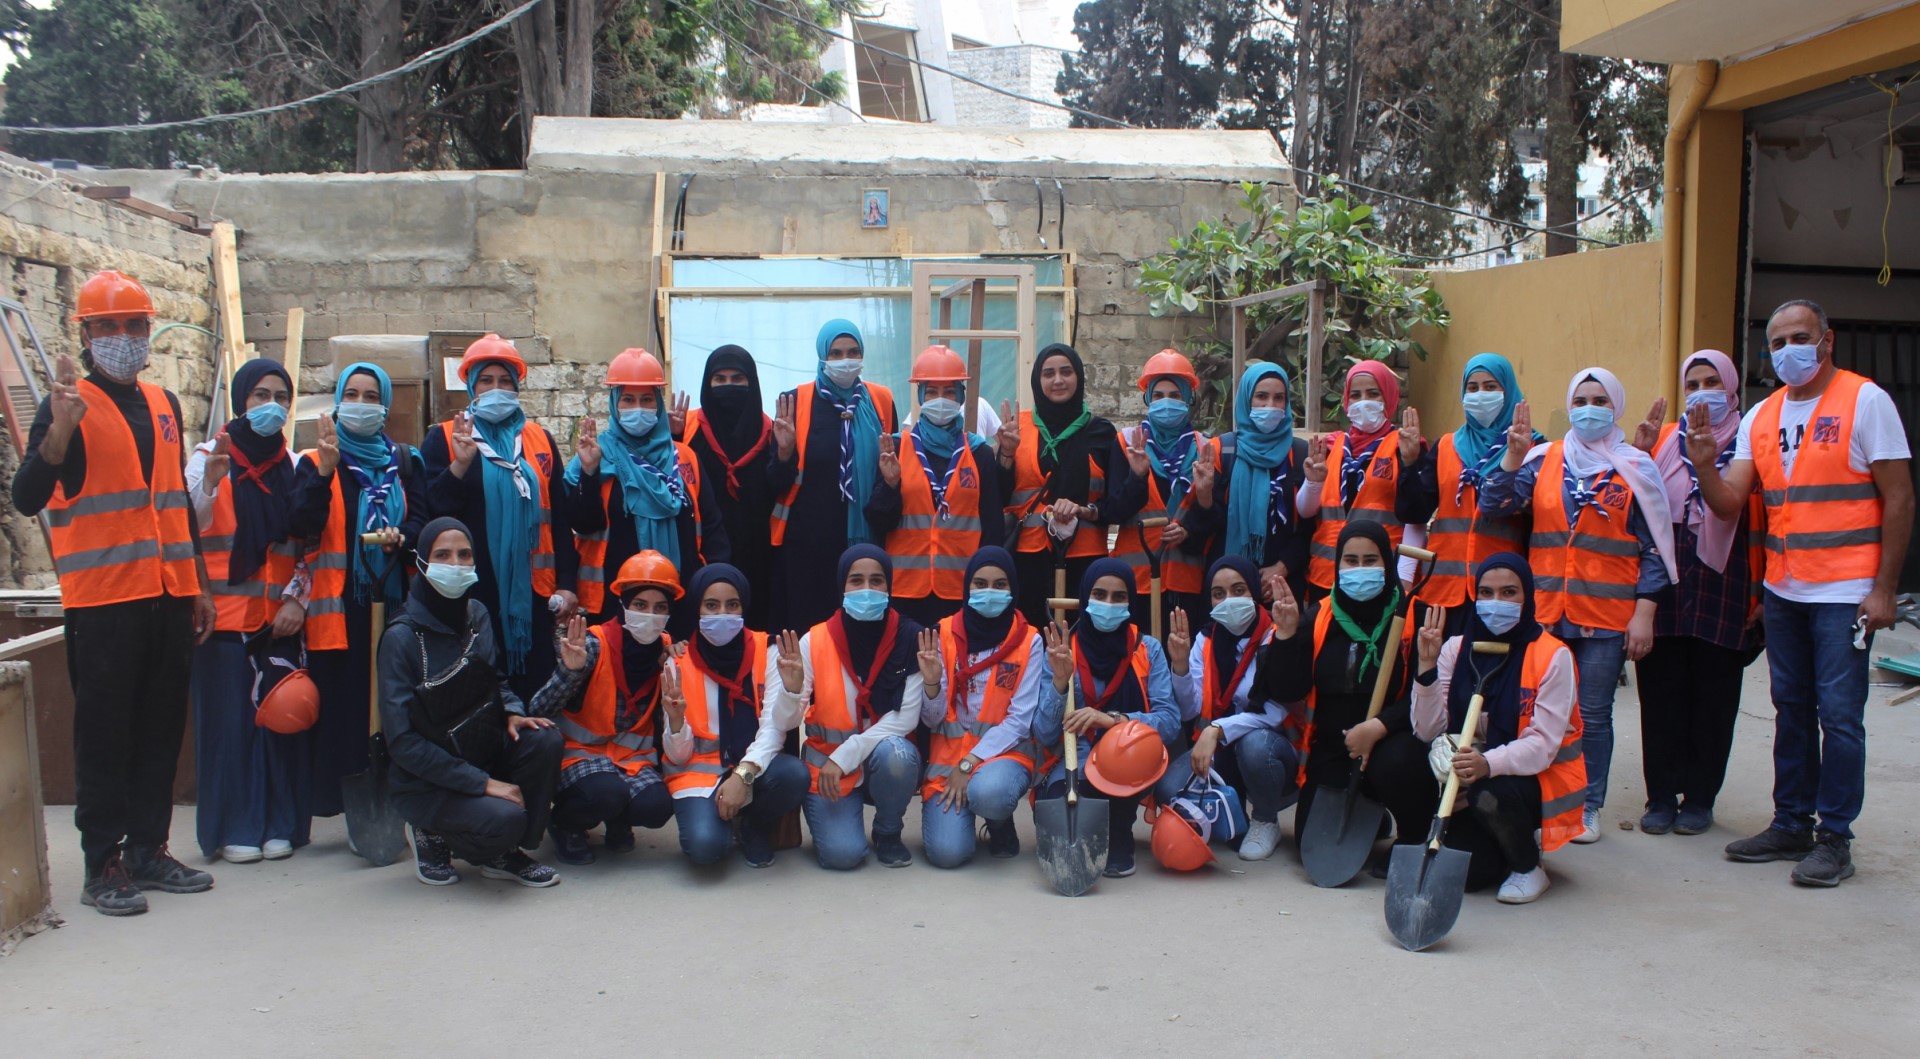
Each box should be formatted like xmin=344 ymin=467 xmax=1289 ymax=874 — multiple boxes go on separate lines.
xmin=81 ymin=853 xmax=149 ymax=916
xmin=124 ymin=844 xmax=213 ymax=894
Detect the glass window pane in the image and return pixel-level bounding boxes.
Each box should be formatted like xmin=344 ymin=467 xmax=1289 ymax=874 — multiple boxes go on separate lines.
xmin=671 ymin=255 xmax=1066 ymax=289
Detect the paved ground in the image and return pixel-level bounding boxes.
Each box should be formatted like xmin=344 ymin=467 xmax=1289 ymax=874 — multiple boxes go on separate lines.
xmin=4 ymin=659 xmax=1918 ymax=1057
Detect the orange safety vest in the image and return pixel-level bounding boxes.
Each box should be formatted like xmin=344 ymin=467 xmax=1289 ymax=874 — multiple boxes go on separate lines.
xmin=1036 ymin=636 xmax=1154 ymax=780
xmin=664 ymin=630 xmax=766 ymax=795
xmin=769 ymin=382 xmax=897 ymax=547
xmin=1749 ymin=370 xmax=1885 ymax=586
xmin=1308 ymin=432 xmax=1404 ymax=590
xmin=298 ymin=453 xmax=351 ymax=650
xmin=559 ymin=621 xmax=667 ymax=775
xmin=889 ymin=431 xmax=983 ymax=600
xmin=46 ymin=380 xmax=199 ymax=607
xmin=432 ymin=419 xmax=558 ymax=597
xmin=1514 ymin=633 xmax=1588 ymax=852
xmin=1110 ymin=427 xmax=1216 ymax=596
xmin=923 ymin=614 xmax=1040 ymax=797
xmin=1653 ymin=423 xmax=1767 ymax=620
xmin=201 ymin=461 xmax=301 ymax=634
xmin=1294 ymin=602 xmax=1417 ymax=785
xmin=1529 ymin=443 xmax=1642 ymax=632
xmin=1419 ymin=433 xmax=1529 ymax=608
xmin=575 ymin=439 xmax=704 ymax=614
xmin=1007 ymin=410 xmax=1108 ymax=558
xmin=1196 ymin=622 xmax=1274 ymax=740
xmin=800 ymin=622 xmax=900 ymax=796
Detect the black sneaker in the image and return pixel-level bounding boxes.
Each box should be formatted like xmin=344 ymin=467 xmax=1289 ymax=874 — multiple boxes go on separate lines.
xmin=1725 ymin=826 xmax=1815 ymax=863
xmin=1102 ymin=848 xmax=1136 ymax=878
xmin=124 ymin=844 xmax=214 ymax=893
xmin=409 ymin=826 xmax=459 ymax=886
xmin=602 ymin=824 xmax=636 ymax=855
xmin=1640 ymin=801 xmax=1678 ymax=835
xmin=738 ymin=821 xmax=775 ymax=868
xmin=480 ymin=850 xmax=560 ymax=887
xmin=550 ymin=829 xmax=595 ymax=865
xmin=1673 ymin=803 xmax=1714 ymax=835
xmin=985 ymin=819 xmax=1020 ymax=859
xmin=80 ymin=854 xmax=149 ymax=916
xmin=1790 ymin=833 xmax=1855 ymax=887
xmin=873 ymin=829 xmax=912 ymax=868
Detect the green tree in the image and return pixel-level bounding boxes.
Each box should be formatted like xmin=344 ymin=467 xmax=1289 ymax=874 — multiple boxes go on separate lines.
xmin=1056 ymin=0 xmax=1285 ymax=130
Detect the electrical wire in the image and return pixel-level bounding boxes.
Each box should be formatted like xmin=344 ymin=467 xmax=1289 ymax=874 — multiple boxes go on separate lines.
xmin=695 ymin=5 xmax=868 ymax=122
xmin=1868 ymin=70 xmax=1920 ymax=287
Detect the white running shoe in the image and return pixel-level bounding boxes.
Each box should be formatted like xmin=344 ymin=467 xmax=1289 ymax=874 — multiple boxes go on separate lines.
xmin=219 ymin=845 xmax=263 ymax=863
xmin=1570 ymin=808 xmax=1602 ymax=844
xmin=1237 ymin=819 xmax=1283 ymax=861
xmin=262 ymin=839 xmax=293 ymax=860
xmin=1497 ymin=866 xmax=1551 ymax=904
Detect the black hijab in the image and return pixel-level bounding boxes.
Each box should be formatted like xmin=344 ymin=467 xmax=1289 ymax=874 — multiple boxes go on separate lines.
xmin=1030 ymin=344 xmax=1117 ymax=503
xmin=413 ymin=517 xmax=476 ymax=630
xmin=1203 ymin=553 xmax=1265 ymax=693
xmin=688 ymin=562 xmax=752 ymax=679
xmin=960 ymin=546 xmax=1020 ymax=650
xmin=1330 ymin=519 xmax=1398 ymax=629
xmin=1073 ymin=556 xmax=1146 ymax=714
xmin=834 ymin=544 xmax=922 ymax=719
xmin=697 ymin=345 xmax=768 ymax=458
xmin=223 ymin=357 xmax=296 ymax=584
xmin=1447 ymin=552 xmax=1541 ymax=749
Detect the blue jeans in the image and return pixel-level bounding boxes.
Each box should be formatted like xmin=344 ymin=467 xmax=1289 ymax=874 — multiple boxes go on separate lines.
xmin=1763 ymin=592 xmax=1871 ymax=839
xmin=1565 ymin=633 xmax=1626 ymax=811
xmin=1151 ymin=727 xmax=1299 ymax=824
xmin=802 ymin=736 xmax=921 ymax=870
xmin=672 ymin=753 xmax=809 ymax=865
xmin=921 ymin=758 xmax=1032 ymax=869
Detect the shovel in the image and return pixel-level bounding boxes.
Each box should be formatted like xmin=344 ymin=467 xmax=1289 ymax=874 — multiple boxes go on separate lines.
xmin=1035 ymin=703 xmax=1108 ymax=896
xmin=1134 ymin=516 xmax=1171 ymax=641
xmin=1300 ymin=544 xmax=1436 ymax=888
xmin=342 ymin=596 xmax=408 ymax=866
xmin=1385 ymin=640 xmax=1512 ymax=951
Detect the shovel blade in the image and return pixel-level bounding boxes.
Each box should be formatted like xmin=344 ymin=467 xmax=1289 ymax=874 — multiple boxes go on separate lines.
xmin=1384 ymin=842 xmax=1472 ymax=951
xmin=1299 ymin=783 xmax=1388 ymax=889
xmin=1034 ymin=794 xmax=1109 ymax=896
xmin=341 ymin=745 xmax=408 ymax=867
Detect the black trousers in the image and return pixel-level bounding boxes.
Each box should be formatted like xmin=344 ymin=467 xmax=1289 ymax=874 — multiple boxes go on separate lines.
xmin=1635 ymin=635 xmax=1744 ymax=810
xmin=550 ymin=770 xmax=675 ymax=834
xmin=67 ymin=594 xmax=195 ymax=875
xmin=1297 ymin=730 xmax=1438 ymax=848
xmin=1445 ymin=773 xmax=1543 ymax=891
xmin=426 ymin=727 xmax=563 ymax=865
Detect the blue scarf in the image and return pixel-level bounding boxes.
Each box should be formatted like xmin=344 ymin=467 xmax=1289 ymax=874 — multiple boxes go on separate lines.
xmin=565 ymin=387 xmax=687 ymax=567
xmin=1225 ymin=361 xmax=1294 ymax=562
xmin=1451 ymin=352 xmax=1525 ymax=504
xmin=333 ymin=363 xmax=407 ymax=605
xmin=816 ymin=319 xmax=884 ymax=544
xmin=466 ymin=366 xmax=537 ymax=674
xmin=1143 ymin=376 xmax=1199 ymax=511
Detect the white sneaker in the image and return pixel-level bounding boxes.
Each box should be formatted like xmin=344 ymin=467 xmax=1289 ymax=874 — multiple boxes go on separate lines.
xmin=220 ymin=845 xmax=263 ymax=863
xmin=1570 ymin=808 xmax=1601 ymax=844
xmin=1237 ymin=819 xmax=1283 ymax=861
xmin=1497 ymin=866 xmax=1551 ymax=904
xmin=262 ymin=839 xmax=293 ymax=860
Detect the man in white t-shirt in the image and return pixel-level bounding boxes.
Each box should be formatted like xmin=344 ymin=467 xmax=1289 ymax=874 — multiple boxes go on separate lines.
xmin=1690 ymin=299 xmax=1913 ymax=888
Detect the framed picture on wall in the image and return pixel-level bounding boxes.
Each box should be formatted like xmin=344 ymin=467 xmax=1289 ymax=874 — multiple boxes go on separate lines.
xmin=862 ymin=189 xmax=889 ymax=229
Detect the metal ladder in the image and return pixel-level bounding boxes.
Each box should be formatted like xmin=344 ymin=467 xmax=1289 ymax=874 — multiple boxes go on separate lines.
xmin=0 ymin=295 xmax=58 ymax=542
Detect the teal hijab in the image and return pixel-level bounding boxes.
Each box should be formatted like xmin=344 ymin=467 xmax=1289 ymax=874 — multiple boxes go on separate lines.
xmin=464 ymin=363 xmax=537 ymax=674
xmin=1225 ymin=361 xmax=1294 ymax=562
xmin=814 ymin=319 xmax=885 ymax=543
xmin=333 ymin=362 xmax=408 ymax=605
xmin=564 ymin=386 xmax=687 ymax=567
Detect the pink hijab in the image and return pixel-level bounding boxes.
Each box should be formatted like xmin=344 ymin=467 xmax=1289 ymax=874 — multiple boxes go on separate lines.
xmin=1342 ymin=360 xmax=1401 ymax=451
xmin=1654 ymin=349 xmax=1743 ymax=572
xmin=1523 ymin=366 xmax=1678 ymax=584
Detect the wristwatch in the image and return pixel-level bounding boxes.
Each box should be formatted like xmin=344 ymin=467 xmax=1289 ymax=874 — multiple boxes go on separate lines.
xmin=957 ymin=759 xmax=976 ymax=776
xmin=734 ymin=765 xmax=757 ymax=786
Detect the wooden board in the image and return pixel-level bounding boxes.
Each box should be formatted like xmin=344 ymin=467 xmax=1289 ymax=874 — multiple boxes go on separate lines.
xmin=210 ymin=222 xmax=247 ymax=429
xmin=281 ymin=307 xmax=305 ymax=439
xmin=0 ymin=662 xmax=58 ymax=955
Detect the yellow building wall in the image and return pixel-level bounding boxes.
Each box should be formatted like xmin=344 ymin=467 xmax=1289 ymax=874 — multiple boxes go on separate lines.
xmin=1409 ymin=241 xmax=1665 ymax=438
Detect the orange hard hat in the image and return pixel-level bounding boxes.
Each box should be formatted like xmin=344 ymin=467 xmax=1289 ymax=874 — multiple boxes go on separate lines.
xmin=457 ymin=334 xmax=528 ymax=384
xmin=254 ymin=669 xmax=320 ymax=735
xmin=610 ymin=549 xmax=684 ymax=601
xmin=1137 ymin=348 xmax=1199 ymax=392
xmin=606 ymin=348 xmax=667 ymax=389
xmin=909 ymin=345 xmax=969 ymax=383
xmin=1148 ymin=801 xmax=1215 ymax=871
xmin=1084 ymin=718 xmax=1169 ymax=797
xmin=74 ymin=270 xmax=154 ymax=321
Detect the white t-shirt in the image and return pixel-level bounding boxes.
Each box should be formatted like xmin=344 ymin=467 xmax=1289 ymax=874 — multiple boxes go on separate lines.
xmin=1733 ymin=379 xmax=1910 ymax=604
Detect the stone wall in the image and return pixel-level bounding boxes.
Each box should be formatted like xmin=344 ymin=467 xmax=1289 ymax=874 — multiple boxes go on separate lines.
xmin=0 ymin=157 xmax=215 ymax=588
xmin=947 ymin=45 xmax=1071 ymax=129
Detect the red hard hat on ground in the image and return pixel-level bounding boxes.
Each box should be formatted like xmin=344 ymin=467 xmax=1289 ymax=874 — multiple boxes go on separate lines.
xmin=611 ymin=549 xmax=684 ymax=601
xmin=909 ymin=345 xmax=969 ymax=383
xmin=457 ymin=334 xmax=528 ymax=384
xmin=1148 ymin=801 xmax=1215 ymax=871
xmin=606 ymin=348 xmax=667 ymax=388
xmin=255 ymin=669 xmax=320 ymax=734
xmin=1137 ymin=349 xmax=1199 ymax=392
xmin=1084 ymin=718 xmax=1169 ymax=797
xmin=74 ymin=270 xmax=155 ymax=321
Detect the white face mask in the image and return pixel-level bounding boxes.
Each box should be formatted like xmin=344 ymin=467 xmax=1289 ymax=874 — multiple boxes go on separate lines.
xmin=624 ymin=609 xmax=668 ymax=645
xmin=699 ymin=614 xmax=745 ymax=646
xmin=1347 ymin=399 xmax=1387 ymax=433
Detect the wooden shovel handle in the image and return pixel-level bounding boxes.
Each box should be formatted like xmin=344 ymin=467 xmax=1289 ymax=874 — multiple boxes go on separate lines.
xmin=367 ymin=600 xmax=385 ymax=737
xmin=1430 ymin=691 xmax=1487 ymax=847
xmin=1063 ymin=680 xmax=1079 ymax=806
xmin=1363 ymin=612 xmax=1408 ymax=722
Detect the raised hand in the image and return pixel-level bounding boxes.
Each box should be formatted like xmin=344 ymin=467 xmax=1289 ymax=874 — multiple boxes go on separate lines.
xmin=916 ymin=627 xmax=943 ymax=686
xmin=1124 ymin=427 xmax=1151 ymax=477
xmin=204 ymin=431 xmax=231 ymax=483
xmin=1046 ymin=620 xmax=1072 ymax=691
xmin=49 ymin=353 xmax=87 ymax=433
xmin=661 ymin=658 xmax=686 ymax=728
xmin=1303 ymin=435 xmax=1329 ymax=483
xmin=1399 ymin=406 xmax=1424 ymax=464
xmin=576 ymin=416 xmax=602 ymax=475
xmin=315 ymin=414 xmax=340 ymax=476
xmin=1632 ymin=397 xmax=1668 ymax=453
xmin=1502 ymin=401 xmax=1533 ymax=470
xmin=772 ymin=393 xmax=797 ymax=461
xmin=776 ymin=629 xmax=805 ymax=694
xmin=878 ymin=432 xmax=901 ymax=487
xmin=559 ymin=614 xmax=589 ymax=672
xmin=1682 ymin=400 xmax=1719 ymax=469
xmin=449 ymin=409 xmax=478 ymax=472
xmin=669 ymin=391 xmax=691 ymax=437
xmin=1190 ymin=451 xmax=1216 ymax=508
xmin=1268 ymin=574 xmax=1300 ymax=640
xmin=1416 ymin=602 xmax=1446 ymax=674
xmin=1165 ymin=607 xmax=1192 ymax=674
xmin=996 ymin=400 xmax=1020 ymax=460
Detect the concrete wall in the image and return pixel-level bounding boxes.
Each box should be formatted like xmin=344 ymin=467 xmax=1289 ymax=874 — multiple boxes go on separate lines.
xmin=0 ymin=157 xmax=215 ymax=588
xmin=946 ymin=46 xmax=1071 ymax=128
xmin=1409 ymin=241 xmax=1665 ymax=437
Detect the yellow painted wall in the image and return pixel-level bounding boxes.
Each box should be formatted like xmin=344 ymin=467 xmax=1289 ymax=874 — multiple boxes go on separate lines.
xmin=1408 ymin=241 xmax=1665 ymax=438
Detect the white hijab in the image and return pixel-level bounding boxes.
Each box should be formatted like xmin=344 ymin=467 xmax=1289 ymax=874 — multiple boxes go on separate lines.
xmin=1523 ymin=366 xmax=1678 ymax=583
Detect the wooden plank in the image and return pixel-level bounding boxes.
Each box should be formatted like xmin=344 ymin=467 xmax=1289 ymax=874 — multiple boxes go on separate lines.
xmin=650 ymin=172 xmax=667 ymax=354
xmin=964 ymin=279 xmax=985 ymax=433
xmin=80 ymin=186 xmax=131 ymax=199
xmin=211 ymin=222 xmax=246 ymax=381
xmin=0 ymin=626 xmax=64 ymax=662
xmin=1225 ymin=278 xmax=1329 ymax=308
xmin=281 ymin=307 xmax=305 ymax=439
xmin=81 ymin=185 xmax=198 ymax=228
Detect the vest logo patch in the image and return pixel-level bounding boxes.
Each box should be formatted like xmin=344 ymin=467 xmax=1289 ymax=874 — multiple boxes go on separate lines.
xmin=957 ymin=466 xmax=977 ymax=489
xmin=534 ymin=451 xmax=552 ymax=475
xmin=158 ymin=413 xmax=177 ymax=444
xmin=1370 ymin=457 xmax=1394 ymax=480
xmin=993 ymin=660 xmax=1019 ymax=691
xmin=1518 ymin=685 xmax=1538 ymax=726
xmin=1812 ymin=416 xmax=1841 ymax=445
xmin=1596 ymin=481 xmax=1630 ymax=511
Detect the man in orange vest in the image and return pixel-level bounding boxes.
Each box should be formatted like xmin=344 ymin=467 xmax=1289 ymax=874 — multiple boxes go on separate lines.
xmin=1691 ymin=299 xmax=1912 ymax=887
xmin=11 ymin=270 xmax=219 ymax=916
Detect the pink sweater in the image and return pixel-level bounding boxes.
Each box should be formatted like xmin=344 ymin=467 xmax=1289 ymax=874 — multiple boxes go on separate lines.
xmin=1412 ymin=636 xmax=1577 ymax=777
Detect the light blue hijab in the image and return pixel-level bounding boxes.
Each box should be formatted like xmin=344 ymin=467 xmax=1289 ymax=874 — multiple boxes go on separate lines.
xmin=1225 ymin=361 xmax=1294 ymax=561
xmin=815 ymin=319 xmax=885 ymax=543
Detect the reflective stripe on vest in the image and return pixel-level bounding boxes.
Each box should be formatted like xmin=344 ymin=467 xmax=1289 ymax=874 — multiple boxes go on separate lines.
xmin=1528 ymin=444 xmax=1641 ymax=632
xmin=770 ymin=382 xmax=897 ymax=547
xmin=560 ymin=625 xmax=666 ymax=775
xmin=1519 ymin=633 xmax=1588 ymax=851
xmin=575 ymin=441 xmax=704 ymax=615
xmin=662 ymin=631 xmax=766 ymax=794
xmin=924 ymin=616 xmax=1039 ymax=797
xmin=1307 ymin=432 xmax=1403 ymax=590
xmin=46 ymin=381 xmax=199 ymax=607
xmin=1418 ymin=434 xmax=1529 ymax=607
xmin=1750 ymin=371 xmax=1884 ymax=586
xmin=1108 ymin=428 xmax=1215 ymax=596
xmin=201 ymin=466 xmax=301 ymax=634
xmin=1010 ymin=411 xmax=1109 ymax=558
xmin=890 ymin=431 xmax=985 ymax=601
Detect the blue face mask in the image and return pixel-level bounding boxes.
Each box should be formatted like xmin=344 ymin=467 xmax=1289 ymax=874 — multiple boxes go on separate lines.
xmin=469 ymin=388 xmax=521 ymax=424
xmin=1338 ymin=566 xmax=1387 ymax=602
xmin=335 ymin=402 xmax=388 ymax=437
xmin=1146 ymin=398 xmax=1190 ymax=432
xmin=698 ymin=614 xmax=745 ymax=647
xmin=1462 ymin=390 xmax=1505 ymax=428
xmin=967 ymin=588 xmax=1013 ymax=618
xmin=1771 ymin=343 xmax=1820 ymax=387
xmin=1085 ymin=599 xmax=1130 ymax=633
xmin=1684 ymin=389 xmax=1732 ymax=425
xmin=1476 ymin=598 xmax=1523 ymax=636
xmin=1209 ymin=595 xmax=1258 ymax=636
xmin=1568 ymin=404 xmax=1616 ymax=442
xmin=423 ymin=562 xmax=478 ymax=599
xmin=619 ymin=408 xmax=658 ymax=436
xmin=1247 ymin=406 xmax=1287 ymax=434
xmin=842 ymin=588 xmax=889 ymax=622
xmin=245 ymin=401 xmax=289 ymax=436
